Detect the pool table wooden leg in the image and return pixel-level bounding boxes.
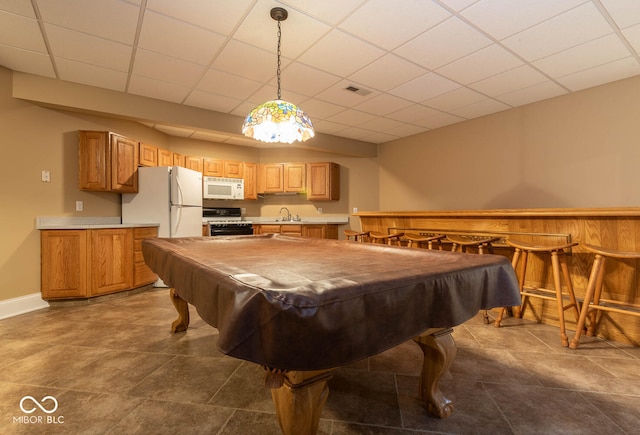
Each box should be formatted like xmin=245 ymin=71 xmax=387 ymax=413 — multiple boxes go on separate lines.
xmin=265 ymin=369 xmax=334 ymax=435
xmin=169 ymin=288 xmax=190 ymax=333
xmin=413 ymin=327 xmax=456 ymax=418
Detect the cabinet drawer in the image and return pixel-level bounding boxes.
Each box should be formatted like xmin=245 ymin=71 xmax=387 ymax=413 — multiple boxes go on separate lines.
xmin=134 ymin=262 xmax=157 ymax=287
xmin=134 ymin=227 xmax=158 ymax=239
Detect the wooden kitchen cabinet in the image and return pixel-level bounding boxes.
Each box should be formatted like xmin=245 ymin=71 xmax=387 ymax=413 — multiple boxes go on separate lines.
xmin=258 ymin=163 xmax=306 ymax=194
xmin=253 ymin=224 xmax=338 ymax=239
xmin=243 ymin=162 xmax=258 ymax=200
xmin=132 ymin=227 xmax=158 ymax=287
xmin=139 ymin=143 xmax=158 ymax=167
xmin=185 ymin=156 xmax=204 ymax=173
xmin=158 ymin=148 xmax=173 ymax=166
xmin=307 ymin=162 xmax=340 ymax=201
xmin=78 ymin=131 xmax=138 ymax=193
xmin=203 ymin=159 xmax=243 ymax=178
xmin=41 ymin=226 xmax=157 ymax=300
xmin=173 ymin=153 xmax=186 ymax=167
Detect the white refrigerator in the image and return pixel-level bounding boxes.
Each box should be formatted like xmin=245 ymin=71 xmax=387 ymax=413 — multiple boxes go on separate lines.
xmin=122 ymin=166 xmax=203 ymax=238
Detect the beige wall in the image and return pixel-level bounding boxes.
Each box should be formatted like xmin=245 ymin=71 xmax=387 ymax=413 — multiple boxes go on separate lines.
xmin=378 ymin=75 xmax=640 ymax=211
xmin=0 ymin=67 xmax=378 ymax=302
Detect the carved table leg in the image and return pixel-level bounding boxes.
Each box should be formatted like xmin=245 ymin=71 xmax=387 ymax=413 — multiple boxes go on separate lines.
xmin=169 ymin=288 xmax=190 ymax=333
xmin=412 ymin=328 xmax=456 ymax=418
xmin=265 ymin=368 xmax=334 ymax=435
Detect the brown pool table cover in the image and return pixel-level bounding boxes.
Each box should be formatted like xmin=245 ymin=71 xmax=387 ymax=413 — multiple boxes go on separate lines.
xmin=142 ymin=234 xmax=520 ymax=370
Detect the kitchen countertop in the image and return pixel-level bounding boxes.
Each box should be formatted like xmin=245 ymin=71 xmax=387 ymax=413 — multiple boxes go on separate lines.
xmin=36 ymin=216 xmax=159 ymax=230
xmin=249 ymin=216 xmax=349 ymax=225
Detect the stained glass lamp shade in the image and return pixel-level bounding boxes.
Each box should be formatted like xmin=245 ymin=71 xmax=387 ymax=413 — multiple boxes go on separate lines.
xmin=242 ymin=99 xmax=314 ymax=144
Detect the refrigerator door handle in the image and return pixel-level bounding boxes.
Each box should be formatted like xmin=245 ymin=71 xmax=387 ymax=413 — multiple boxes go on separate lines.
xmin=172 ymin=173 xmax=184 ymax=206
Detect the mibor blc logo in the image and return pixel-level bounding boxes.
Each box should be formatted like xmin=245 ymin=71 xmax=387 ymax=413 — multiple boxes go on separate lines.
xmin=13 ymin=395 xmax=64 ymax=425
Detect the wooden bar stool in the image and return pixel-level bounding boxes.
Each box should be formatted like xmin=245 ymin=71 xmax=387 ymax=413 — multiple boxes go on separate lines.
xmin=569 ymin=243 xmax=640 ymax=349
xmin=344 ymin=230 xmax=369 ymax=242
xmin=446 ymin=234 xmax=500 ymax=254
xmin=495 ymin=239 xmax=580 ymax=347
xmin=369 ymin=231 xmax=403 ymax=246
xmin=446 ymin=235 xmax=501 ymax=324
xmin=404 ymin=233 xmax=445 ymax=250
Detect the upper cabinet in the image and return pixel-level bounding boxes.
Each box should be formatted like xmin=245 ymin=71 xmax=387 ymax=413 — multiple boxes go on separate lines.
xmin=258 ymin=163 xmax=306 ymax=194
xmin=185 ymin=156 xmax=203 ymax=173
xmin=307 ymin=162 xmax=340 ymax=201
xmin=79 ymin=131 xmax=138 ymax=193
xmin=139 ymin=143 xmax=157 ymax=167
xmin=243 ymin=162 xmax=258 ymax=200
xmin=158 ymin=148 xmax=173 ymax=166
xmin=203 ymin=158 xmax=243 ymax=178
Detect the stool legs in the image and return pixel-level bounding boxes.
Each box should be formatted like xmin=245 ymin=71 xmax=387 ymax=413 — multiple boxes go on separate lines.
xmin=569 ymin=254 xmax=605 ymax=349
xmin=551 ymin=250 xmax=580 ymax=346
xmin=494 ymin=248 xmax=525 ymax=327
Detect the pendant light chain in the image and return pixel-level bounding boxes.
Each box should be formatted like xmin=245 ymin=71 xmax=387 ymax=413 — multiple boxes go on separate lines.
xmin=276 ymin=19 xmax=282 ymax=100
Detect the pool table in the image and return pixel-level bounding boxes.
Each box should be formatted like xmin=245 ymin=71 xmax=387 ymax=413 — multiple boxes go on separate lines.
xmin=142 ymin=234 xmax=520 ymax=434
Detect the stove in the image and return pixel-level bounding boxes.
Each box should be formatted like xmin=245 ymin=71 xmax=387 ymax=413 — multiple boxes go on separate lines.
xmin=203 ymin=207 xmax=253 ymax=236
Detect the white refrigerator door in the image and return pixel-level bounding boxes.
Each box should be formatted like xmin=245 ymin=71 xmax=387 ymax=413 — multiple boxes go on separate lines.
xmin=171 ymin=205 xmax=203 ymax=237
xmin=171 ymin=166 xmax=202 ymax=207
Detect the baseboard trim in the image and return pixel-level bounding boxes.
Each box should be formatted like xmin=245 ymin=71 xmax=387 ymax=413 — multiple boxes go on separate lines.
xmin=0 ymin=293 xmax=49 ymax=320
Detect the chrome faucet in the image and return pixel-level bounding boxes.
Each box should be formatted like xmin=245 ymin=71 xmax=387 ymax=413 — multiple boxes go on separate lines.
xmin=279 ymin=207 xmax=291 ymax=222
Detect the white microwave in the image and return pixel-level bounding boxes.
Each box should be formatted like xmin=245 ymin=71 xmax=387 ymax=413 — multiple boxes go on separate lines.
xmin=203 ymin=177 xmax=244 ymax=200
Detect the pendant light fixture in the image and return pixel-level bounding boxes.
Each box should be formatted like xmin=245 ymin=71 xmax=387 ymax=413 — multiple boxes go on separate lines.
xmin=242 ymin=7 xmax=314 ymax=144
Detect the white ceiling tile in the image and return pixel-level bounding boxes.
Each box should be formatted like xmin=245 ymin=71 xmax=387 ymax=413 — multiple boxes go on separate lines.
xmin=328 ymin=109 xmax=377 ymax=125
xmin=37 ymin=0 xmax=140 ymax=44
xmin=277 ymin=0 xmax=365 ymax=25
xmin=145 ymin=0 xmax=254 ymax=35
xmin=230 ymin=101 xmax=258 ymax=119
xmin=246 ymin=84 xmax=308 ymax=107
xmin=436 ymin=44 xmax=523 ymax=84
xmin=353 ymin=93 xmax=414 ymax=116
xmin=138 ymin=11 xmax=226 ymax=66
xmin=555 ymin=56 xmax=640 ymax=91
xmin=600 ymin=0 xmax=640 ymax=29
xmin=132 ymin=49 xmax=206 ymax=86
xmin=0 ymin=44 xmax=54 ymax=77
xmin=461 ymin=0 xmax=585 ymax=40
xmin=297 ymin=29 xmax=385 ymax=77
xmin=314 ymin=79 xmax=379 ymax=107
xmin=212 ymin=39 xmax=285 ymax=82
xmin=233 ymin=0 xmax=330 ymax=58
xmin=533 ymin=33 xmax=632 ymax=78
xmin=438 ymin=0 xmax=480 ymax=12
xmin=348 ymin=54 xmax=427 ymax=92
xmin=356 ymin=116 xmax=405 ymax=133
xmin=385 ymin=123 xmax=428 ymax=138
xmin=196 ymin=69 xmax=262 ymax=100
xmin=281 ymin=62 xmax=341 ymax=96
xmin=128 ymin=74 xmax=192 ymax=103
xmin=0 ymin=10 xmax=46 ymax=52
xmin=296 ymin=98 xmax=346 ymax=119
xmin=394 ymin=16 xmax=492 ymax=70
xmin=449 ymin=98 xmax=510 ymax=119
xmin=311 ymin=119 xmax=349 ymax=135
xmin=335 ymin=126 xmax=374 ymax=141
xmin=387 ymin=104 xmax=465 ymax=128
xmin=622 ymin=23 xmax=640 ymax=54
xmin=184 ymin=90 xmax=243 ymax=113
xmin=389 ymin=72 xmax=461 ymax=102
xmin=469 ymin=65 xmax=547 ymax=96
xmin=422 ymin=87 xmax=487 ymax=112
xmin=360 ymin=131 xmax=400 ymax=144
xmin=339 ymin=0 xmax=451 ymax=50
xmin=495 ymin=80 xmax=567 ymax=107
xmin=502 ymin=2 xmax=613 ymax=61
xmin=56 ymin=57 xmax=127 ymax=91
xmin=0 ymin=0 xmax=36 ymax=18
xmin=45 ymin=24 xmax=131 ymax=71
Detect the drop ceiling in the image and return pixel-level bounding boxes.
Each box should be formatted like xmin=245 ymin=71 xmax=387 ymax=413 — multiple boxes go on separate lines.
xmin=1 ymin=0 xmax=640 ymax=147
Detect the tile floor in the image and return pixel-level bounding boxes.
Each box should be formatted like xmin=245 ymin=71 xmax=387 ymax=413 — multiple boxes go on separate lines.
xmin=1 ymin=288 xmax=639 ymax=434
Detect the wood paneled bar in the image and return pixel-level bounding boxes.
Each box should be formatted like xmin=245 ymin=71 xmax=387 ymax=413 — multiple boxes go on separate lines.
xmin=354 ymin=208 xmax=640 ymax=346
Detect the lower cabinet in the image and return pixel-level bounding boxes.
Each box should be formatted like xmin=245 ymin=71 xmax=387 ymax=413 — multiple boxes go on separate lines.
xmin=41 ymin=226 xmax=157 ymax=300
xmin=253 ymin=224 xmax=338 ymax=239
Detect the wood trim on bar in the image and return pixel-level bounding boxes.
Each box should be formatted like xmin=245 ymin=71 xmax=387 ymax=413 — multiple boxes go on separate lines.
xmin=355 ymin=207 xmax=640 ymax=218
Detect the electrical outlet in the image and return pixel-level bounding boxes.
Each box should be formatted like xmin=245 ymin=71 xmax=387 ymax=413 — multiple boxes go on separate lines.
xmin=353 ymin=207 xmax=358 ymax=214
xmin=76 ymin=201 xmax=83 ymax=212
xmin=317 ymin=207 xmax=323 ymax=214
xmin=41 ymin=170 xmax=51 ymax=183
